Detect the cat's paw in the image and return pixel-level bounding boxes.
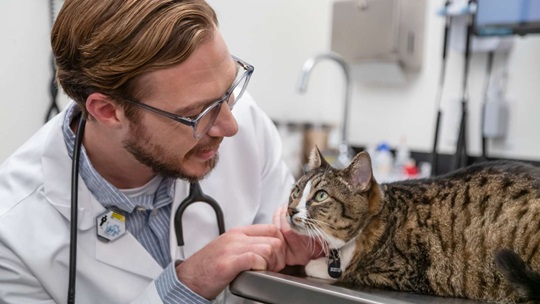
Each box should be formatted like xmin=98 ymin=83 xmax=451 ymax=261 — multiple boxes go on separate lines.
xmin=305 ymin=257 xmax=337 ymax=281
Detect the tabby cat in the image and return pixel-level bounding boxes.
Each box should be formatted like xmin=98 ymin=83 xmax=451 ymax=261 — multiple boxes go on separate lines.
xmin=287 ymin=148 xmax=540 ymax=303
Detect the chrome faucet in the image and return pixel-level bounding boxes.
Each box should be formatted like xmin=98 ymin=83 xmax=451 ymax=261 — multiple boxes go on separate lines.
xmin=297 ymin=52 xmax=354 ymax=168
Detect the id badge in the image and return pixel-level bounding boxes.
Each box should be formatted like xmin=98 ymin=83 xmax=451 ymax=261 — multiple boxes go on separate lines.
xmin=96 ymin=209 xmax=126 ymax=242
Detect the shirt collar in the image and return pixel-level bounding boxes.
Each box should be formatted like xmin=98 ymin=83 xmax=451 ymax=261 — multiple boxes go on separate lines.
xmin=61 ymin=102 xmax=175 ymax=213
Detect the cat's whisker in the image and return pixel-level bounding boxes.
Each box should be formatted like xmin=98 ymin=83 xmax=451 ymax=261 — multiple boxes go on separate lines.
xmin=306 ymin=228 xmax=319 ymax=255
xmin=308 ymin=218 xmax=337 ymax=229
xmin=315 ymin=225 xmax=340 ymax=252
xmin=304 ymin=222 xmax=325 ymax=251
xmin=303 ymin=218 xmax=340 ymax=254
xmin=300 ymin=216 xmax=338 ymax=256
xmin=299 ymin=216 xmax=325 ymax=253
xmin=291 ymin=215 xmax=319 ymax=254
xmin=312 ymin=233 xmax=328 ymax=255
xmin=311 ymin=224 xmax=336 ymax=254
xmin=303 ymin=219 xmax=325 ymax=253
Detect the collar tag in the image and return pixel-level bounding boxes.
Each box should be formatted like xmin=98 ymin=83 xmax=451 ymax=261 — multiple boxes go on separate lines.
xmin=96 ymin=209 xmax=126 ymax=242
xmin=328 ymin=249 xmax=342 ymax=278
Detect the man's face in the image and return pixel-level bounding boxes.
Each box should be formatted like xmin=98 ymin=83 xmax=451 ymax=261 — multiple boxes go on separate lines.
xmin=123 ymin=31 xmax=239 ymax=182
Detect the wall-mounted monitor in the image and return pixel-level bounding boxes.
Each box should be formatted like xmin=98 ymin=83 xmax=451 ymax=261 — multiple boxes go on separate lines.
xmin=474 ymin=0 xmax=540 ymax=36
xmin=475 ymin=0 xmax=540 ymax=36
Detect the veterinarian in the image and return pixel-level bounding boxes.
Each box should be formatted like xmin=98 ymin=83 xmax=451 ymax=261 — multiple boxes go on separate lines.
xmin=0 ymin=0 xmax=318 ymax=303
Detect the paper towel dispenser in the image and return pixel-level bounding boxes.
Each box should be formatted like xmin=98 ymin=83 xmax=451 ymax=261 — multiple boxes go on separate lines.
xmin=331 ymin=0 xmax=426 ymax=74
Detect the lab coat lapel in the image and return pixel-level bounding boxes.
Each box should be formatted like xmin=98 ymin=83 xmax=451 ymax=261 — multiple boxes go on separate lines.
xmin=42 ymin=113 xmax=95 ymax=230
xmin=42 ymin=112 xmax=162 ymax=280
xmin=89 ymin=192 xmax=162 ymax=280
xmin=94 ymin=229 xmax=162 ymax=280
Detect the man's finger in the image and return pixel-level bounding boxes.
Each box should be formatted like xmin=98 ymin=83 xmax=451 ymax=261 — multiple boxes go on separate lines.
xmin=272 ymin=206 xmax=283 ymax=228
xmin=234 ymin=252 xmax=268 ymax=271
xmin=235 ymin=224 xmax=281 ymax=237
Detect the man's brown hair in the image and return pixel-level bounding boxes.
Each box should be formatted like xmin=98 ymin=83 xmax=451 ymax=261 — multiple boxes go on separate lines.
xmin=51 ymin=0 xmax=218 ymax=117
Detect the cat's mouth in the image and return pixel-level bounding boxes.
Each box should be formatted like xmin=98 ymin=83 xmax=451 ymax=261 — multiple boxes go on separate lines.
xmin=286 ymin=213 xmax=314 ymax=237
xmin=286 ymin=213 xmax=300 ymax=228
xmin=286 ymin=209 xmax=349 ymax=251
xmin=286 ymin=213 xmax=304 ymax=230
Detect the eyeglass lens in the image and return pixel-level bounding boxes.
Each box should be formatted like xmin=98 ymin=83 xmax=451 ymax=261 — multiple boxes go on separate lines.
xmin=194 ymin=70 xmax=249 ymax=138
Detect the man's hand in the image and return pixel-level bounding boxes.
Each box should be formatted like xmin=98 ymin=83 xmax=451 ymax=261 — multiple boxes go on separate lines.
xmin=175 ymin=224 xmax=286 ymax=300
xmin=273 ymin=206 xmax=324 ymax=266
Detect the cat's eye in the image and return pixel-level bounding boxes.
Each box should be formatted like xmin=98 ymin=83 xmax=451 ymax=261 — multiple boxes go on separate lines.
xmin=314 ymin=190 xmax=328 ymax=202
xmin=292 ymin=186 xmax=301 ymax=199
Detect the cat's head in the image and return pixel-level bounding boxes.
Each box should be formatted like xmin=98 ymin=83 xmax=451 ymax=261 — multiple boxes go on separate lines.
xmin=287 ymin=147 xmax=382 ymax=249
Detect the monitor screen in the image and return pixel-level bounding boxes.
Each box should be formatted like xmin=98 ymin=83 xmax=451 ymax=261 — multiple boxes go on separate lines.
xmin=475 ymin=0 xmax=540 ymax=36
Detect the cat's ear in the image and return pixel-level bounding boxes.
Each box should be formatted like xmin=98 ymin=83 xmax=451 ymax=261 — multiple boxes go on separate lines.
xmin=343 ymin=151 xmax=373 ymax=191
xmin=307 ymin=146 xmax=330 ymax=170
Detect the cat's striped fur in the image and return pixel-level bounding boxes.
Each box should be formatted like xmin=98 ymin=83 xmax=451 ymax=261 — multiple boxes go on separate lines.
xmin=287 ymin=148 xmax=540 ymax=303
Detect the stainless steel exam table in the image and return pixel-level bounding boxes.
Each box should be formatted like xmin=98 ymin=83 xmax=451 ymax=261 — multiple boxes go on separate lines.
xmin=230 ymin=266 xmax=483 ymax=304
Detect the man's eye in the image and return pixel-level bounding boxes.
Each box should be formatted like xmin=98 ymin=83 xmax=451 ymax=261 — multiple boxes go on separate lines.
xmin=179 ymin=105 xmax=207 ymax=119
xmin=182 ymin=110 xmax=201 ymax=119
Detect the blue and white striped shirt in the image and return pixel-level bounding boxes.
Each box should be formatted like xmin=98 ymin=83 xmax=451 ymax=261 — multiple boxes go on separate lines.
xmin=62 ymin=103 xmax=209 ymax=304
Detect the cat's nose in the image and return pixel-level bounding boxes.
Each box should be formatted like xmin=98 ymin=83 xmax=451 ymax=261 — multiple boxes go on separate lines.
xmin=287 ymin=207 xmax=299 ymax=217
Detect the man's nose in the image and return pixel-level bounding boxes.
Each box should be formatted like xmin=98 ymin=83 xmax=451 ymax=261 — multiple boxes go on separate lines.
xmin=206 ymin=103 xmax=238 ymax=138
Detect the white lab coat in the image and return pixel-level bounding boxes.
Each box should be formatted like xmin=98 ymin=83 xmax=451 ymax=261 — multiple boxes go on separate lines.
xmin=0 ymin=94 xmax=295 ymax=303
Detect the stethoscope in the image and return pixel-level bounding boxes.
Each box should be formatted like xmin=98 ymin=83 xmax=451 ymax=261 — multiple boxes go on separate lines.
xmin=68 ymin=115 xmax=225 ymax=304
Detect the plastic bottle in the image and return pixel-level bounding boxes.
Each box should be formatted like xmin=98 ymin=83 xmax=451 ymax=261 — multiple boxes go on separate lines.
xmin=394 ymin=137 xmax=411 ymax=173
xmin=374 ymin=142 xmax=394 ymax=182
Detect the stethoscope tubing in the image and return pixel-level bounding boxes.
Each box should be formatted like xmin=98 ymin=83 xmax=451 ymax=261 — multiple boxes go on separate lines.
xmin=68 ymin=115 xmax=86 ymax=304
xmin=175 ymin=182 xmax=225 ymax=247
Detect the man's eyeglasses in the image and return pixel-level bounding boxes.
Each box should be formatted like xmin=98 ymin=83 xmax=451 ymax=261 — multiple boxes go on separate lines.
xmin=123 ymin=56 xmax=254 ymax=140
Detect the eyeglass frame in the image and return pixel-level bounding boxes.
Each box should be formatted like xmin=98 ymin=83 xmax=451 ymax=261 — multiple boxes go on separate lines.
xmin=122 ymin=55 xmax=254 ymax=140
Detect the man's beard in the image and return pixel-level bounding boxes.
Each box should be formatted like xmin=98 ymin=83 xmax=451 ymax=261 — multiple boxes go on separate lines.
xmin=123 ymin=123 xmax=219 ymax=183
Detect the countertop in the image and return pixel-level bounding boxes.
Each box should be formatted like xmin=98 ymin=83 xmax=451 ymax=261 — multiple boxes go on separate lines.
xmin=230 ymin=266 xmax=484 ymax=304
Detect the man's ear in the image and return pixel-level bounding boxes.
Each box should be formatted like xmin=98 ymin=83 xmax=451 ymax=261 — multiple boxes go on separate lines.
xmin=85 ymin=93 xmax=123 ymax=127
